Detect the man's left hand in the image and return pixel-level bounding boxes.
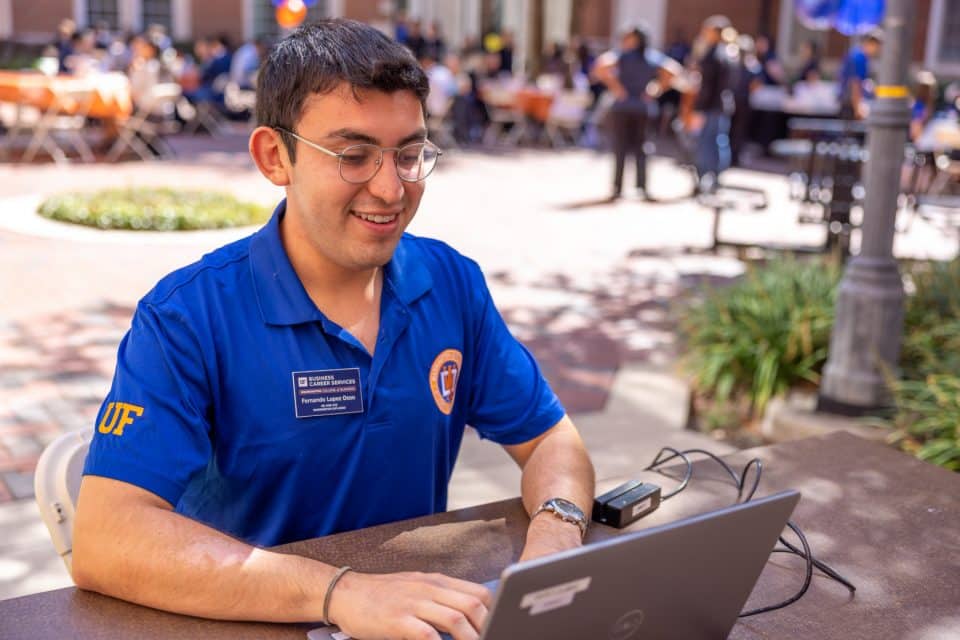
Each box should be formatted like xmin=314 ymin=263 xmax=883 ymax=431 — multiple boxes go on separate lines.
xmin=518 ymin=512 xmax=583 ymax=563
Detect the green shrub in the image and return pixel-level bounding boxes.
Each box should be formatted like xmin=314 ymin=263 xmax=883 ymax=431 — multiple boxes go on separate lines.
xmin=37 ymin=188 xmax=271 ymax=231
xmin=901 ymin=259 xmax=960 ymax=380
xmin=893 ymin=259 xmax=960 ymax=470
xmin=682 ymin=256 xmax=960 ymax=471
xmin=681 ymin=258 xmax=841 ymax=416
xmin=890 ymin=374 xmax=960 ymax=471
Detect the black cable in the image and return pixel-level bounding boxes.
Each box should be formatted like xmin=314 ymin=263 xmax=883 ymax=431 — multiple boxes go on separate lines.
xmin=643 ymin=447 xmax=693 ymax=499
xmin=740 ymin=520 xmax=813 ymax=616
xmin=640 ymin=447 xmax=856 ymax=617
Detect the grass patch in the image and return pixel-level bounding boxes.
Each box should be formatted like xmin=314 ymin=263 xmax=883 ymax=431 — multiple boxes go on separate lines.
xmin=37 ymin=188 xmax=271 ymax=231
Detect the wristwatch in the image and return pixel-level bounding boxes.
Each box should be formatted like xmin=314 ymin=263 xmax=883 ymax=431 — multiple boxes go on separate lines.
xmin=532 ymin=497 xmax=588 ymax=539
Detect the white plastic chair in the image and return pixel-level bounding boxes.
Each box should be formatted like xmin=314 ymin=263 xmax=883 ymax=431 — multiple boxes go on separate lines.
xmin=33 ymin=429 xmax=92 ymax=574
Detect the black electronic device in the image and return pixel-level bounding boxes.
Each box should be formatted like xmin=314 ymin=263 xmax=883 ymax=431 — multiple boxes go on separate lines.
xmin=592 ymin=479 xmax=662 ymax=528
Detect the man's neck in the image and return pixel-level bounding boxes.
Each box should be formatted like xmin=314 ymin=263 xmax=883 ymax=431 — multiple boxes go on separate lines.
xmin=279 ymin=213 xmax=383 ymax=317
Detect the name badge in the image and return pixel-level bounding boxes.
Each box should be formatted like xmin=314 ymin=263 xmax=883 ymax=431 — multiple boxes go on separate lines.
xmin=292 ymin=368 xmax=364 ymax=418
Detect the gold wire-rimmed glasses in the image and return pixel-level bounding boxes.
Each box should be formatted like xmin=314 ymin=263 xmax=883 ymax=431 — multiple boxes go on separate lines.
xmin=274 ymin=127 xmax=443 ymax=183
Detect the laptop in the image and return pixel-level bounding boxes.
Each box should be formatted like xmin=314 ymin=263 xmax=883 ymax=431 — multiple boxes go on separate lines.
xmin=308 ymin=490 xmax=799 ymax=640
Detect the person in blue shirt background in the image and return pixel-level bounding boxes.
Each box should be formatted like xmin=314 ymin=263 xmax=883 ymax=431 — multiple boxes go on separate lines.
xmin=72 ymin=18 xmax=595 ymax=640
xmin=838 ymin=29 xmax=883 ymax=120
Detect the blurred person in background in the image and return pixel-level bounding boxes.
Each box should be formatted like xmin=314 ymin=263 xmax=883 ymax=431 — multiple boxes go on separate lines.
xmin=126 ymin=34 xmax=167 ymax=105
xmin=498 ymin=30 xmax=515 ymax=74
xmin=666 ymin=28 xmax=692 ymax=66
xmin=231 ymin=37 xmax=269 ymax=90
xmin=404 ymin=19 xmax=426 ymax=59
xmin=392 ymin=11 xmax=409 ymax=46
xmin=451 ymin=50 xmax=489 ymax=144
xmin=794 ymin=39 xmax=821 ymax=85
xmin=838 ymin=29 xmax=882 ymax=119
xmin=184 ymin=35 xmax=233 ymax=112
xmin=92 ymin=20 xmax=113 ymax=49
xmin=146 ymin=23 xmax=173 ymax=52
xmin=54 ymin=18 xmax=77 ymax=73
xmin=420 ymin=52 xmax=457 ymax=119
xmin=657 ymin=28 xmax=692 ymax=136
xmin=754 ymin=34 xmax=785 ymax=86
xmin=63 ymin=28 xmax=104 ymax=76
xmin=730 ymin=34 xmax=762 ymax=166
xmin=541 ymin=42 xmax=568 ymax=76
xmin=595 ymin=26 xmax=676 ymax=201
xmin=910 ymin=71 xmax=938 ymax=142
xmin=422 ymin=21 xmax=446 ymax=62
xmin=688 ymin=15 xmax=736 ymax=193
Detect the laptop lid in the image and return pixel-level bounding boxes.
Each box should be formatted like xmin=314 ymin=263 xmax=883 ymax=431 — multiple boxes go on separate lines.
xmin=481 ymin=490 xmax=799 ymax=640
xmin=309 ymin=490 xmax=799 ymax=640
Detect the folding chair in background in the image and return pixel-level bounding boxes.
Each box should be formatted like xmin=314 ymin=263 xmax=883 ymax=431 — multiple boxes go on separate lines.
xmin=22 ymin=82 xmax=96 ymax=164
xmin=107 ymin=82 xmax=182 ymax=161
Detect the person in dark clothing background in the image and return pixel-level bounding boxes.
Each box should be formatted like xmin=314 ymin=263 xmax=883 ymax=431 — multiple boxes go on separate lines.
xmin=730 ymin=34 xmax=762 ymax=167
xmin=595 ymin=27 xmax=675 ymax=201
xmin=690 ymin=15 xmax=735 ymax=192
xmin=795 ymin=39 xmax=821 ymax=84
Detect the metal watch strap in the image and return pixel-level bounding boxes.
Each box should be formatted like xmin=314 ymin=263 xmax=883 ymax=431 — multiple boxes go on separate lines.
xmin=533 ymin=498 xmax=588 ymax=539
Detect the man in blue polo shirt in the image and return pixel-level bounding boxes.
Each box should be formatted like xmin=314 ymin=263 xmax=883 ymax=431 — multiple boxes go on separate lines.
xmin=72 ymin=18 xmax=595 ymax=640
xmin=838 ymin=29 xmax=882 ymax=120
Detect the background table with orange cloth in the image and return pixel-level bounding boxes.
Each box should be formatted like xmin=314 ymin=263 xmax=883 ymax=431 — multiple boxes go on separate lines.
xmin=480 ymin=82 xmax=555 ymax=123
xmin=0 ymin=70 xmax=132 ymax=120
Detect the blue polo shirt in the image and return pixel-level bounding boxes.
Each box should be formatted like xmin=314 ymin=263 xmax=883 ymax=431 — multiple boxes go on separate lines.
xmin=84 ymin=201 xmax=564 ymax=546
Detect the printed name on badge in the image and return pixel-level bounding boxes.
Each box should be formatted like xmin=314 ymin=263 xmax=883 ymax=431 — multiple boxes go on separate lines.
xmin=292 ymin=368 xmax=364 ymax=418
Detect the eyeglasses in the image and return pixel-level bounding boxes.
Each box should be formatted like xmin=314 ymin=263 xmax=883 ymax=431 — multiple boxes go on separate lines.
xmin=274 ymin=128 xmax=443 ymax=184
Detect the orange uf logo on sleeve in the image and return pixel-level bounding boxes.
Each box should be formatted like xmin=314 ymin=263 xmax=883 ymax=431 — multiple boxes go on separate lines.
xmin=97 ymin=402 xmax=144 ymax=436
xmin=429 ymin=349 xmax=463 ymax=415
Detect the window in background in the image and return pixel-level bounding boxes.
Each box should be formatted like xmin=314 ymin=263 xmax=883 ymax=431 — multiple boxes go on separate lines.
xmin=142 ymin=0 xmax=173 ymax=33
xmin=87 ymin=0 xmax=120 ymax=30
xmin=938 ymin=0 xmax=960 ymax=64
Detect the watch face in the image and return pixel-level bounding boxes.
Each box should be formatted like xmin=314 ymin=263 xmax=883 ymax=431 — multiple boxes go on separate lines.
xmin=551 ymin=498 xmax=584 ymax=520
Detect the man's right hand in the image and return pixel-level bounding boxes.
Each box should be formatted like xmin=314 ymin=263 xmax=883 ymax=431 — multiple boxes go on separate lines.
xmin=327 ymin=571 xmax=493 ymax=640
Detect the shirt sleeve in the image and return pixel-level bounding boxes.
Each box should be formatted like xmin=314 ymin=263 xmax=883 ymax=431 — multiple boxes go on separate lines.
xmin=854 ymin=51 xmax=869 ymax=81
xmin=464 ymin=266 xmax=565 ymax=445
xmin=82 ymin=301 xmax=213 ymax=506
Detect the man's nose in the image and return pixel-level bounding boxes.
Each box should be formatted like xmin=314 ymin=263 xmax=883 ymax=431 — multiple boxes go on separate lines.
xmin=365 ymin=152 xmax=405 ymax=203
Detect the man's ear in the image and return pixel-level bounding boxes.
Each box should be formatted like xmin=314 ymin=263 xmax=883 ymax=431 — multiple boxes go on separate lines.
xmin=249 ymin=126 xmax=291 ymax=186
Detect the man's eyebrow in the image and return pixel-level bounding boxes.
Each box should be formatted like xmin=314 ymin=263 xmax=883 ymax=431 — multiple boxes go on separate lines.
xmin=397 ymin=128 xmax=429 ymax=146
xmin=325 ymin=128 xmax=428 ymax=146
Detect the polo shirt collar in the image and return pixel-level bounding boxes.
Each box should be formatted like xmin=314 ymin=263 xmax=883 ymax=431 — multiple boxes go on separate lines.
xmin=250 ymin=200 xmax=433 ymax=326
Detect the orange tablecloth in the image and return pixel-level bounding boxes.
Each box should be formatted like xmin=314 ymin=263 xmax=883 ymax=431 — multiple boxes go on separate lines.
xmin=0 ymin=70 xmax=133 ymax=120
xmin=514 ymin=88 xmax=553 ymax=123
xmin=481 ymin=83 xmax=555 ymax=123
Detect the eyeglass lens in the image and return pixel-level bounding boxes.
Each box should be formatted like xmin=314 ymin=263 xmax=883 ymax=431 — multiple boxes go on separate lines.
xmin=338 ymin=143 xmax=440 ymax=183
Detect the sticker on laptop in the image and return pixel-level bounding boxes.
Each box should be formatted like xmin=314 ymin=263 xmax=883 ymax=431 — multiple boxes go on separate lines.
xmin=292 ymin=368 xmax=363 ymax=418
xmin=306 ymin=629 xmax=351 ymax=640
xmin=520 ymin=576 xmax=592 ymax=616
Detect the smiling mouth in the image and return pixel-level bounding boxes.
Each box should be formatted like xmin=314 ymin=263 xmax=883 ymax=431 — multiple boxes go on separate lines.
xmin=351 ymin=210 xmax=400 ymax=224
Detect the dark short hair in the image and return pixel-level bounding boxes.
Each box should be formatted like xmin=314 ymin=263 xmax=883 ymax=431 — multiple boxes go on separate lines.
xmin=622 ymin=26 xmax=648 ymax=50
xmin=256 ymin=18 xmax=429 ymax=163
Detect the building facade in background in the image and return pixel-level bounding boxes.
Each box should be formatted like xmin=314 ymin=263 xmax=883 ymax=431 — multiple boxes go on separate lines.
xmin=1 ymin=0 xmax=956 ymax=77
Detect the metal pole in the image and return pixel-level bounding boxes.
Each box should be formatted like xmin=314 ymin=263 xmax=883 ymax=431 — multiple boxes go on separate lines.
xmin=817 ymin=0 xmax=915 ymax=414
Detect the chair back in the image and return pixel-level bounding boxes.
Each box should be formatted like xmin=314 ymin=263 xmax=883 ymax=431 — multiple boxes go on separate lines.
xmin=34 ymin=429 xmax=92 ymax=574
